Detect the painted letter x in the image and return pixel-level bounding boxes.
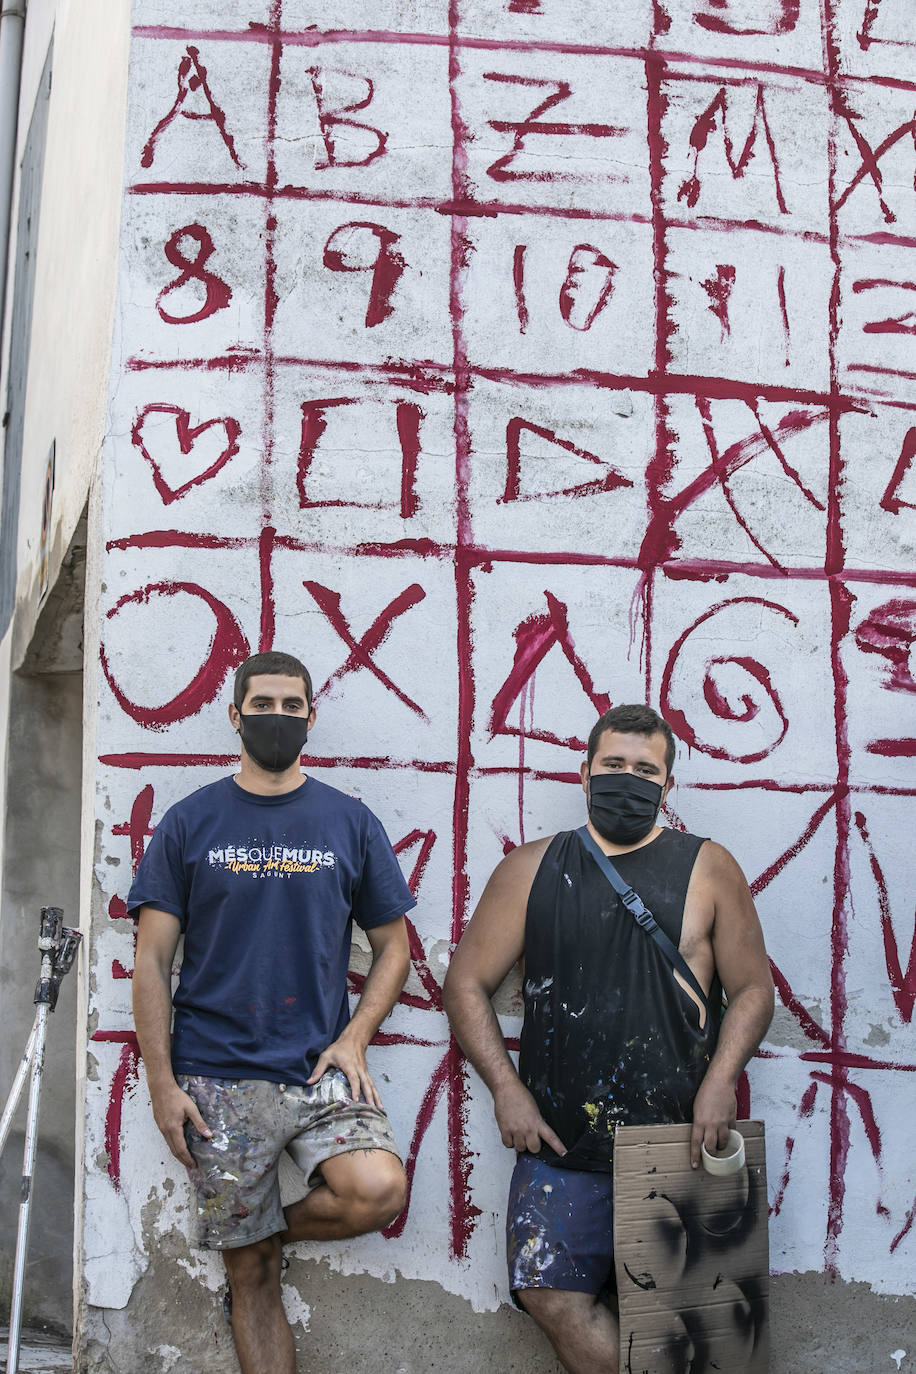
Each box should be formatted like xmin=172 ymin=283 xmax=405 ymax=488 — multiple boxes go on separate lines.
xmin=304 ymin=580 xmax=428 ymax=719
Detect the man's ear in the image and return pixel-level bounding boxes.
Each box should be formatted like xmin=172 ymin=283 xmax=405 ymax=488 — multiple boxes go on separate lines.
xmin=662 ymin=773 xmax=674 ymax=803
xmin=580 ymin=759 xmax=590 ymax=794
xmin=307 ymin=704 xmax=317 ymax=732
xmin=228 ymin=702 xmax=241 ymax=731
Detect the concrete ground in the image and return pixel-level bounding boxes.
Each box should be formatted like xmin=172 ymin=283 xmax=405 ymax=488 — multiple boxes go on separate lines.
xmin=0 ymin=1328 xmax=71 ymax=1373
xmin=72 ymin=1263 xmax=916 ymax=1373
xmin=9 ymin=1268 xmax=916 ymax=1372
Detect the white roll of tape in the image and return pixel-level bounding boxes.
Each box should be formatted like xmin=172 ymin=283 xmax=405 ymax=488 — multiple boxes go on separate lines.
xmin=701 ymin=1129 xmax=746 ymax=1176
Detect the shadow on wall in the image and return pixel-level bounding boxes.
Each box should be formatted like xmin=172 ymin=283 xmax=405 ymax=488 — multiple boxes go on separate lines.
xmin=0 ymin=512 xmax=86 ymax=1335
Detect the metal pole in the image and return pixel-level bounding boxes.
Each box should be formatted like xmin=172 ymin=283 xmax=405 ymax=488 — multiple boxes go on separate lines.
xmin=2 ymin=907 xmax=79 ymax=1374
xmin=5 ymin=1000 xmax=48 ymax=1374
xmin=0 ymin=1017 xmax=37 ymax=1158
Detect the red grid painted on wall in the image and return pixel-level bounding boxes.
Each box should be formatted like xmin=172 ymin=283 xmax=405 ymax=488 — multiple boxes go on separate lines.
xmin=92 ymin=0 xmax=916 ymax=1275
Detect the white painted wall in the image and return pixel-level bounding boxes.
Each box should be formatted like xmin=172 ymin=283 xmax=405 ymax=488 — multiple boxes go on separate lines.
xmin=80 ymin=0 xmax=916 ymax=1356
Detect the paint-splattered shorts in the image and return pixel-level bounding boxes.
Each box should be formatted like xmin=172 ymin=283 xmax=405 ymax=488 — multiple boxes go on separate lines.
xmin=178 ymin=1070 xmax=401 ymax=1250
xmin=507 ymin=1152 xmax=615 ymax=1303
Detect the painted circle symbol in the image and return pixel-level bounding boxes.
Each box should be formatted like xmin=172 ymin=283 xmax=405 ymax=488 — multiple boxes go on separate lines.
xmin=100 ymin=581 xmax=249 ymax=728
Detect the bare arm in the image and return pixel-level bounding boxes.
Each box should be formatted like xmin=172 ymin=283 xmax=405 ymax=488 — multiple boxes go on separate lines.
xmin=132 ymin=906 xmax=211 ymax=1167
xmin=307 ymin=915 xmax=410 ymax=1109
xmin=690 ymin=843 xmax=775 ymax=1168
xmin=444 ymin=841 xmax=566 ymax=1156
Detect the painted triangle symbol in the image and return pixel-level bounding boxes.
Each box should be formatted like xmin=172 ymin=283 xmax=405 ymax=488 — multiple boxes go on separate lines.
xmin=501 ymin=418 xmax=633 ymax=503
xmin=489 ymin=592 xmax=611 ymax=749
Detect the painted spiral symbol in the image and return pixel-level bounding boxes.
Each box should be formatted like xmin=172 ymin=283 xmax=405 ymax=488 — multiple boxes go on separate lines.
xmin=660 ymin=596 xmax=799 ymax=764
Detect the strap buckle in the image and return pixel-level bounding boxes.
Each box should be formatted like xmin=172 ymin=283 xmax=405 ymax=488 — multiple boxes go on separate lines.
xmin=626 ymin=893 xmax=655 ymax=929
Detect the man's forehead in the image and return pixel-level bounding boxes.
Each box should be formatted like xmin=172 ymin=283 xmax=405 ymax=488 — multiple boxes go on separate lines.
xmin=592 ymin=728 xmax=667 ymax=763
xmin=242 ymin=673 xmax=308 ymax=700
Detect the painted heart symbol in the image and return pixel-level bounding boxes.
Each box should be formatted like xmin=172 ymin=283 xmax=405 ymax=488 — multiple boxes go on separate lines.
xmin=131 ymin=403 xmax=241 ymax=504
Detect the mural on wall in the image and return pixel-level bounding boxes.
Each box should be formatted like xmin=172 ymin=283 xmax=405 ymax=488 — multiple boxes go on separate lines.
xmin=87 ymin=0 xmax=916 ymax=1313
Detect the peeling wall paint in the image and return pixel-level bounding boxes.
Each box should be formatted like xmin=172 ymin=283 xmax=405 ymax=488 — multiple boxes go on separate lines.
xmin=83 ymin=0 xmax=916 ymax=1342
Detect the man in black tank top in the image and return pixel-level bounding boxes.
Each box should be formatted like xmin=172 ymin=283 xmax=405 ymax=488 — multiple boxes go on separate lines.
xmin=444 ymin=705 xmax=774 ymax=1374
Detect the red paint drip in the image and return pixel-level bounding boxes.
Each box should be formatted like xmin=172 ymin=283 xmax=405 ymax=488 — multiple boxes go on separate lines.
xmin=701 ymin=264 xmax=736 ymax=338
xmin=824 ymin=7 xmax=853 ymax=1265
xmin=259 ymin=0 xmax=282 ymax=527
xmin=776 ymin=265 xmax=791 ymax=366
xmin=517 ymin=675 xmax=535 ymax=845
xmin=512 ymin=243 xmax=529 ymax=333
xmin=643 ymin=38 xmax=674 ymax=700
xmin=396 ymin=402 xmax=424 ymax=519
xmin=446 ymin=1 xmax=481 ymax=1263
xmin=891 ymin=1196 xmax=916 ymax=1253
xmin=447 ymin=1041 xmax=482 ymax=1258
xmin=258 ymin=526 xmax=276 ymax=652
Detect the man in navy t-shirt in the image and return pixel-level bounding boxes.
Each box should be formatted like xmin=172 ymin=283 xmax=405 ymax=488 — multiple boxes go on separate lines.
xmin=130 ymin=650 xmax=414 ymax=1374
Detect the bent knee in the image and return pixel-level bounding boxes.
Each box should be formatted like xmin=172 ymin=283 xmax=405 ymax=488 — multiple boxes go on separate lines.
xmin=518 ymin=1286 xmax=598 ymax=1329
xmin=331 ymin=1152 xmax=407 ymax=1227
xmin=517 ymin=1286 xmax=561 ymax=1320
xmin=222 ymin=1236 xmax=281 ymax=1291
xmin=354 ymin=1154 xmax=407 ymax=1224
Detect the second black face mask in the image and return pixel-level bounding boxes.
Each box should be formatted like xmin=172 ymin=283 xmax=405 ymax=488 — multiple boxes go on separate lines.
xmin=587 ymin=771 xmax=664 ymax=845
xmin=238 ymin=712 xmax=309 ymax=772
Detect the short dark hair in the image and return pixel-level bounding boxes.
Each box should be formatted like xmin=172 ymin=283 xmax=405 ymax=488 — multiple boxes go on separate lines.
xmin=586 ymin=704 xmax=675 ymax=776
xmin=233 ymin=652 xmax=313 ymax=710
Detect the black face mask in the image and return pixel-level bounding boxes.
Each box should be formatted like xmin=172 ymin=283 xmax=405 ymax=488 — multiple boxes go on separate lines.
xmin=238 ymin=712 xmax=309 ymax=773
xmin=587 ymin=772 xmax=664 ymax=845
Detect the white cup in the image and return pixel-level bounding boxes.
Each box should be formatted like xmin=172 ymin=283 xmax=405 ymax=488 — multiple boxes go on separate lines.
xmin=701 ymin=1129 xmax=746 ymax=1176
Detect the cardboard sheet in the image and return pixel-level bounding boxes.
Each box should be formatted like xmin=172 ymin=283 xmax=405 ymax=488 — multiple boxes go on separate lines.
xmin=614 ymin=1121 xmax=769 ymax=1374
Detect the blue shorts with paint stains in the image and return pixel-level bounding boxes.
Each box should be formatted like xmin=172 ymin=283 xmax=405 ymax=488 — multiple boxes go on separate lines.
xmin=178 ymin=1069 xmax=400 ymax=1249
xmin=506 ymin=1152 xmax=615 ymax=1303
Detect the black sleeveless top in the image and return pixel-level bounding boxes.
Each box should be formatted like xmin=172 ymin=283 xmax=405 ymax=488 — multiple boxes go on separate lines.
xmin=518 ymin=828 xmax=722 ymax=1171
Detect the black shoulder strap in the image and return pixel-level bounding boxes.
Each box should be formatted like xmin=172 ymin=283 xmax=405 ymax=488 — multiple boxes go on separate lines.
xmin=576 ymin=825 xmax=709 ymax=1009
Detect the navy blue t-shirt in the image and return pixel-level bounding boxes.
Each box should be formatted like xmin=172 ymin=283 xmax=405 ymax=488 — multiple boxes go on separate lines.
xmin=127 ymin=775 xmax=416 ymax=1084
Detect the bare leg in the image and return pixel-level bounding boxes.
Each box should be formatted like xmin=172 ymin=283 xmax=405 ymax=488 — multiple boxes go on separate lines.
xmin=519 ymin=1288 xmax=619 ymax=1374
xmin=222 ymin=1235 xmax=294 ymax=1374
xmin=282 ymin=1148 xmax=407 ymax=1243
